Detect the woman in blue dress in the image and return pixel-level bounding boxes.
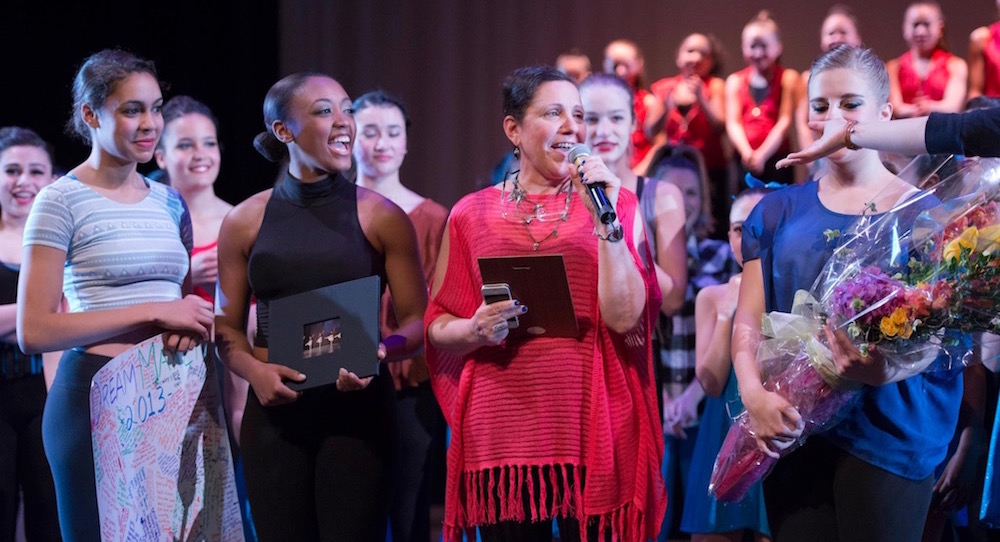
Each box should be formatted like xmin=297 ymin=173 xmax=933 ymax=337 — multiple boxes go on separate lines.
xmin=732 ymin=44 xmax=963 ymax=542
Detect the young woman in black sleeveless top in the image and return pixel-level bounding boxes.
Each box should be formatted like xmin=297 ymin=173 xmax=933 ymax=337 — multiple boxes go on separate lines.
xmin=214 ymin=72 xmax=427 ymax=542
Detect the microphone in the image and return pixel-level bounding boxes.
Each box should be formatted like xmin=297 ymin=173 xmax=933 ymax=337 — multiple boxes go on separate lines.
xmin=568 ymin=144 xmax=616 ymax=225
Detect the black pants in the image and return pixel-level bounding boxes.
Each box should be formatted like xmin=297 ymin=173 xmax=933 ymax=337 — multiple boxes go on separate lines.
xmin=388 ymin=382 xmax=444 ymax=542
xmin=0 ymin=373 xmax=60 ymax=542
xmin=479 ymin=516 xmax=585 ymax=542
xmin=763 ymin=436 xmax=934 ymax=542
xmin=240 ymin=373 xmax=397 ymax=542
xmin=41 ymin=350 xmax=111 ymax=542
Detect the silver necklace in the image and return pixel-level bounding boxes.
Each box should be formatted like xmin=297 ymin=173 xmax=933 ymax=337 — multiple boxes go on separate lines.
xmin=501 ymin=173 xmax=572 ymax=251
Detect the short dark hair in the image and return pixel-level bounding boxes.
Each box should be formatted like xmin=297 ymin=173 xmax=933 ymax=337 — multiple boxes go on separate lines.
xmin=502 ymin=65 xmax=575 ymax=122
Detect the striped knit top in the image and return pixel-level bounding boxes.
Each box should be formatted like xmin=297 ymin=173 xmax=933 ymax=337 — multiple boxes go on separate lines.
xmin=425 ymin=183 xmax=666 ymax=541
xmin=23 ymin=175 xmax=191 ymax=312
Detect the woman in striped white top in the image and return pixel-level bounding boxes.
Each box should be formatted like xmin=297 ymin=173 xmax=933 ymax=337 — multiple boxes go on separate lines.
xmin=16 ymin=49 xmax=214 ymax=541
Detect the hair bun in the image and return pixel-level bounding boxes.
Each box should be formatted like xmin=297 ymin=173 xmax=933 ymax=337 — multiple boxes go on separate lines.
xmin=253 ymin=131 xmax=287 ymax=163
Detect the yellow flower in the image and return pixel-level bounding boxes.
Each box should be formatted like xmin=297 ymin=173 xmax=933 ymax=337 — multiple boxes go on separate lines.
xmin=976 ymin=224 xmax=1000 ymax=256
xmin=943 ymin=226 xmax=978 ymax=263
xmin=881 ymin=316 xmax=900 ymax=338
xmin=880 ymin=307 xmax=913 ymax=339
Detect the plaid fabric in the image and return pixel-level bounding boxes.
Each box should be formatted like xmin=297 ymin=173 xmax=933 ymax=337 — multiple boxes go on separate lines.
xmin=659 ymin=236 xmax=739 ymax=405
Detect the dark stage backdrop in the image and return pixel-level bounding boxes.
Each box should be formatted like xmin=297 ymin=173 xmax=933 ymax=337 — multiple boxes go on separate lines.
xmin=1 ymin=0 xmax=280 ymax=207
xmin=1 ymin=1 xmax=994 ymax=210
xmin=281 ymin=0 xmax=995 ymax=209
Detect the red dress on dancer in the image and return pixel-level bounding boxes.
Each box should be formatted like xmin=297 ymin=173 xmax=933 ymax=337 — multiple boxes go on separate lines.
xmin=631 ymin=88 xmax=654 ymax=169
xmin=733 ymin=65 xmax=790 ymax=157
xmin=191 ymin=240 xmax=218 ymax=303
xmin=982 ymin=22 xmax=1000 ymax=98
xmin=895 ymin=48 xmax=954 ymax=103
xmin=650 ymin=75 xmax=726 ymax=172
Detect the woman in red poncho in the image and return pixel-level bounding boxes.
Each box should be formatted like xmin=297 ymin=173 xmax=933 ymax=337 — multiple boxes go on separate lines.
xmin=425 ymin=65 xmax=666 ymax=542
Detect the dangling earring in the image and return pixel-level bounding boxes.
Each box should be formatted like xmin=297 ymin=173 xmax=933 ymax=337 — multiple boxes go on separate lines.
xmin=513 ymin=146 xmax=521 ymax=160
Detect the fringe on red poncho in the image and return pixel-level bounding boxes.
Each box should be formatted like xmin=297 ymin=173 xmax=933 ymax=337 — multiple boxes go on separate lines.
xmin=425 ymin=185 xmax=666 ymax=541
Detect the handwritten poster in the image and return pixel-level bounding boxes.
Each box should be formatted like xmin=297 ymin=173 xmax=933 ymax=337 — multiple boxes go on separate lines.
xmin=90 ymin=335 xmax=245 ymax=542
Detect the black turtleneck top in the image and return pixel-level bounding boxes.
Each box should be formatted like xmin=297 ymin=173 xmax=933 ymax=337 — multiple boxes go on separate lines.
xmin=249 ymin=172 xmax=387 ymax=347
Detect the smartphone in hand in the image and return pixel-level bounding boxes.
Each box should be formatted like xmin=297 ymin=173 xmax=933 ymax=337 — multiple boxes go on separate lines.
xmin=481 ymin=283 xmax=519 ymax=329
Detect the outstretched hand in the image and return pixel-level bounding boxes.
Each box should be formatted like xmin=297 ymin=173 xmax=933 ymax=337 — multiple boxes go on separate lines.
xmin=776 ymin=117 xmax=850 ymax=169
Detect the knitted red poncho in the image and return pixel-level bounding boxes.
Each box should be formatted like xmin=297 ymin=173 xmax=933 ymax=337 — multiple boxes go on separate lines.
xmin=425 ymin=185 xmax=666 ymax=541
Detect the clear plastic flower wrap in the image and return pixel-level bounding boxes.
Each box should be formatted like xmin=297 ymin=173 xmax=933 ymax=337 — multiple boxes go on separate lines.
xmin=814 ymin=154 xmax=1000 ymax=370
xmin=709 ymin=155 xmax=1000 ymax=502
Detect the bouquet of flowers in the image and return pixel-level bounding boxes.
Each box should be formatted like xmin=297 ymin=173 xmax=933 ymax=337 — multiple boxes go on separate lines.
xmin=709 ymin=156 xmax=1000 ymax=502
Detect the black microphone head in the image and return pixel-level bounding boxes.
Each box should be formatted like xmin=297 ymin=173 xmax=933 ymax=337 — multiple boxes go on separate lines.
xmin=568 ymin=144 xmax=591 ymax=166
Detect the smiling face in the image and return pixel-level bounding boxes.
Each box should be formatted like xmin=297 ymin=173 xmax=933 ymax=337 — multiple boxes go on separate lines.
xmin=88 ymin=71 xmax=164 ymax=165
xmin=902 ymin=3 xmax=943 ymax=55
xmin=154 ymin=112 xmax=220 ymax=194
xmin=507 ymin=80 xmax=584 ymax=184
xmin=0 ymin=144 xmax=54 ymax=221
xmin=820 ymin=13 xmax=862 ymax=51
xmin=742 ymin=24 xmax=782 ymax=73
xmin=352 ymin=104 xmax=407 ymax=179
xmin=677 ymin=34 xmax=715 ymax=78
xmin=809 ymin=67 xmax=892 ymax=161
xmin=581 ymin=82 xmax=634 ymax=168
xmin=278 ymin=76 xmax=356 ymax=175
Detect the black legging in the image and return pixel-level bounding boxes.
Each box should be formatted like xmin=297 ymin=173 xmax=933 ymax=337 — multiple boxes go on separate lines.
xmin=0 ymin=373 xmax=60 ymax=541
xmin=763 ymin=436 xmax=934 ymax=542
xmin=240 ymin=372 xmax=397 ymax=542
xmin=41 ymin=350 xmax=111 ymax=542
xmin=388 ymin=381 xmax=444 ymax=542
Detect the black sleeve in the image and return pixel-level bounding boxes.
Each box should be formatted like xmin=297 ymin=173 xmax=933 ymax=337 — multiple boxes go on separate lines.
xmin=926 ymin=108 xmax=1000 ymax=158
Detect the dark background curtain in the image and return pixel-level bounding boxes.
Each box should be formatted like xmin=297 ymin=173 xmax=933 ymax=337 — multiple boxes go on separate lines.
xmin=2 ymin=0 xmax=993 ymax=209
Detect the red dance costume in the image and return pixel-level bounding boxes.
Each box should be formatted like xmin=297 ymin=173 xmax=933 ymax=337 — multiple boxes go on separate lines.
xmin=191 ymin=240 xmax=217 ymax=303
xmin=631 ymin=88 xmax=654 ymax=169
xmin=983 ymin=22 xmax=1000 ymax=98
xmin=649 ymin=75 xmax=726 ymax=171
xmin=895 ymin=48 xmax=954 ymax=103
xmin=734 ymin=65 xmax=789 ymax=156
xmin=425 ymin=186 xmax=666 ymax=541
xmin=381 ymin=199 xmax=448 ymax=389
